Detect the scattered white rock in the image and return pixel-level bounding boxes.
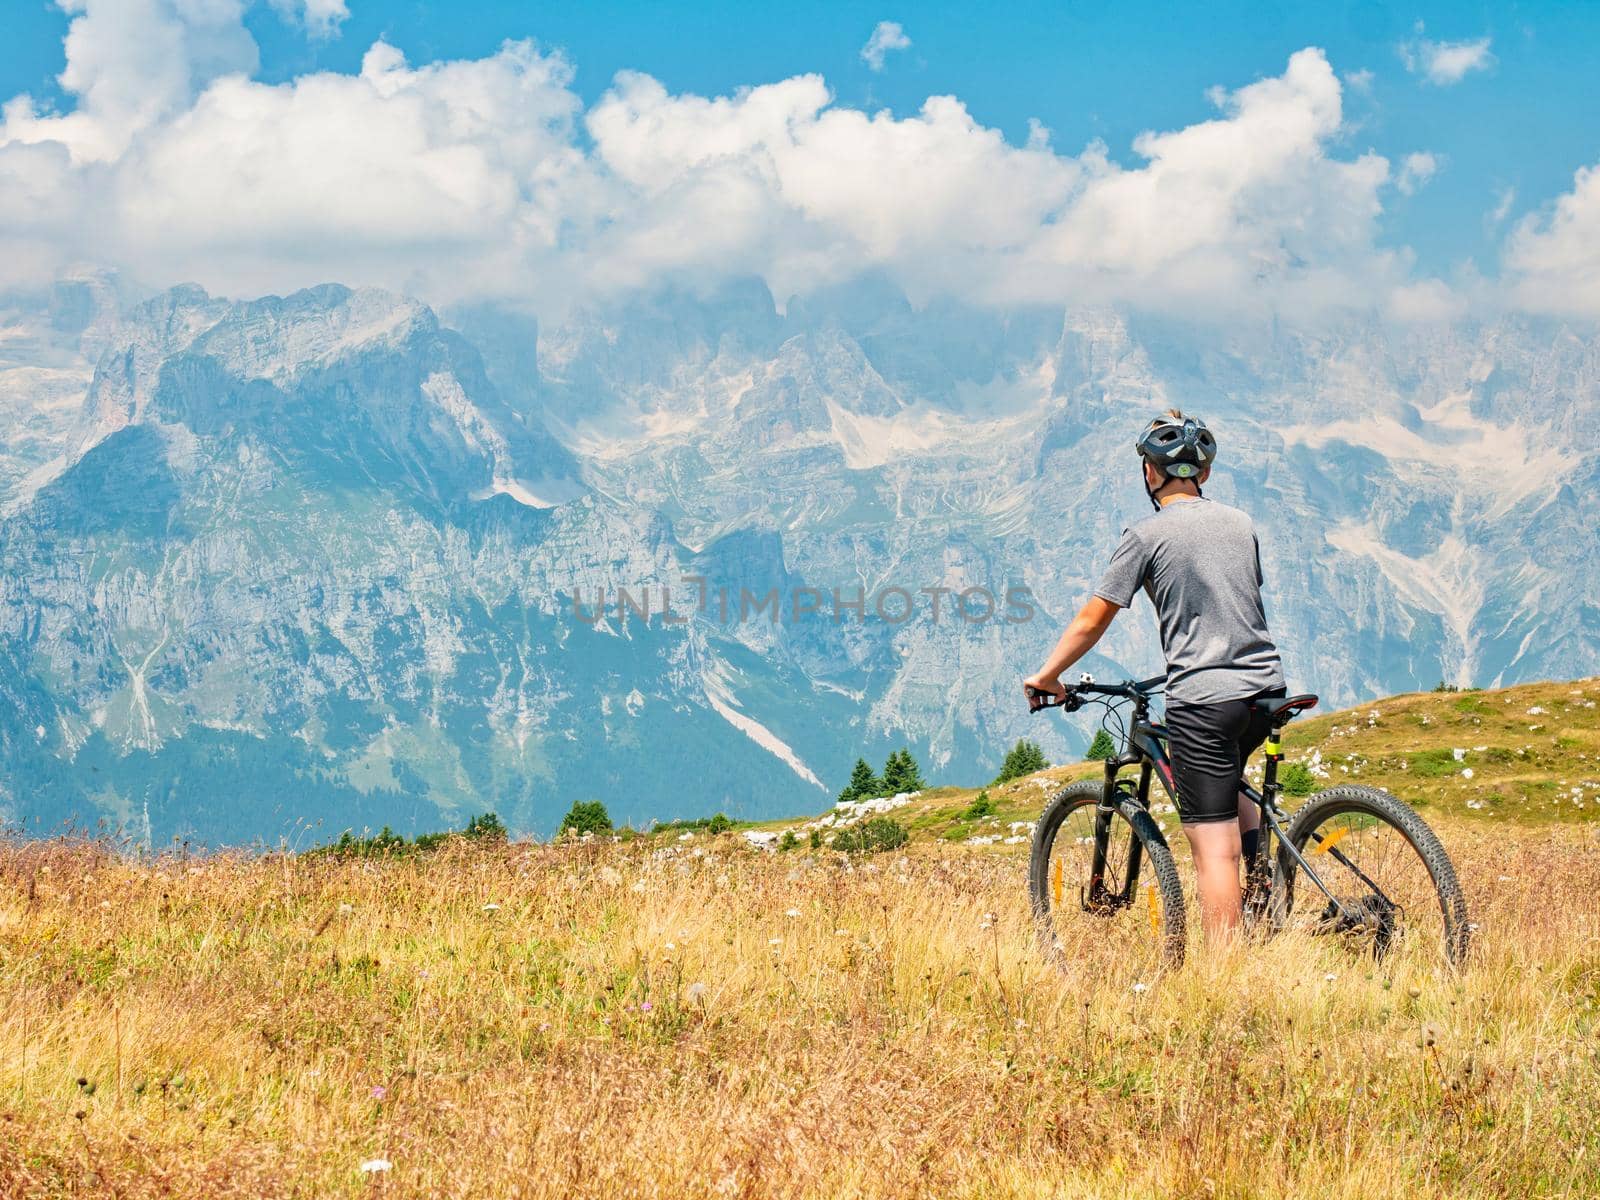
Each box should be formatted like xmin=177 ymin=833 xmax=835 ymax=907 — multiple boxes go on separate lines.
xmin=742 ymin=830 xmax=779 ymax=851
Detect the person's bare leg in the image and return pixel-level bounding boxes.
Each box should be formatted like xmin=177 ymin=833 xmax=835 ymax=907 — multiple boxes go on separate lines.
xmin=1182 ymin=820 xmax=1243 ymax=943
xmin=1237 ymin=791 xmax=1259 ymax=834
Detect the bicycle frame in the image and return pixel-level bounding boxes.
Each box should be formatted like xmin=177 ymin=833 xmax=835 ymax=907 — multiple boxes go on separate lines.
xmin=1076 ymin=681 xmax=1356 ymax=920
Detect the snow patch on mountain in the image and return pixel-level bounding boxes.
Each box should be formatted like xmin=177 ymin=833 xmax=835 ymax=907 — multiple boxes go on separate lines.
xmin=701 ymin=659 xmax=826 ymax=790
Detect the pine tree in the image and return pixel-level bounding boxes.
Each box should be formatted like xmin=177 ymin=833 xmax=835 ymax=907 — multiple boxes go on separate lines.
xmin=559 ymin=800 xmax=612 ymax=836
xmin=993 ymin=738 xmax=1050 ymax=785
xmin=838 ymin=758 xmax=881 ymax=804
xmin=1085 ymin=729 xmax=1118 ymax=760
xmin=880 ymin=748 xmax=926 ymax=795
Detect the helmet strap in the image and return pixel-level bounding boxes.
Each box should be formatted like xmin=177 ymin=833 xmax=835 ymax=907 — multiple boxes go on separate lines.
xmin=1145 ymin=467 xmax=1203 ymax=511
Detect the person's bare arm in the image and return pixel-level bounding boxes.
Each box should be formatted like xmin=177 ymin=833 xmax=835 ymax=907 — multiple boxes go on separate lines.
xmin=1021 ymin=596 xmax=1121 ymax=697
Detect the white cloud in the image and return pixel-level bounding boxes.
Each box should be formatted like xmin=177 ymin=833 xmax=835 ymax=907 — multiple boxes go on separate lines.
xmin=0 ymin=0 xmax=257 ymax=163
xmin=0 ymin=10 xmax=1458 ymax=325
xmin=1505 ymin=164 xmax=1600 ymax=317
xmin=1396 ymin=151 xmax=1438 ymax=195
xmin=1487 ymin=185 xmax=1515 ymax=227
xmin=860 ymin=21 xmax=911 ymax=72
xmin=1388 ymin=278 xmax=1467 ymax=323
xmin=268 ymin=0 xmax=349 ymax=39
xmin=1399 ymin=30 xmax=1494 ymax=86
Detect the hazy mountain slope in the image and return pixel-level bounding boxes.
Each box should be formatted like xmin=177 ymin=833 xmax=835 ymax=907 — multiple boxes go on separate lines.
xmin=1 ymin=276 xmax=1596 ymax=843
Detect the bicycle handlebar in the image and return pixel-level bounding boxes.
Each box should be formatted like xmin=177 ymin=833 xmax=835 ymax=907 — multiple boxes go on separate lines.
xmin=1025 ymin=675 xmax=1165 ymax=714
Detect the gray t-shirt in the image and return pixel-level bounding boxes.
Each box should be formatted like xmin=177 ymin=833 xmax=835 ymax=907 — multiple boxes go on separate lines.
xmin=1093 ymin=497 xmax=1284 ymax=706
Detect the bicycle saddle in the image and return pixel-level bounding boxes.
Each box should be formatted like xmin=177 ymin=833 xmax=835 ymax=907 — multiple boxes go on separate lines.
xmin=1251 ymin=693 xmax=1318 ymax=722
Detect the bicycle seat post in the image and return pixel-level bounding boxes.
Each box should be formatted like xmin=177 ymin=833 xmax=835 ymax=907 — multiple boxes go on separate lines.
xmin=1261 ymin=720 xmax=1289 ymax=817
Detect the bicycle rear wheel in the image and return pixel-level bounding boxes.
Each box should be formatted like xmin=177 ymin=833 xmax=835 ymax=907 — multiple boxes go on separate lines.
xmin=1029 ymin=779 xmax=1187 ymax=975
xmin=1274 ymin=785 xmax=1470 ymax=967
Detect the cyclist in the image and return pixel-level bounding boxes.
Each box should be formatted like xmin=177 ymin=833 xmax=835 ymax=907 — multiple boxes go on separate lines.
xmin=1022 ymin=409 xmax=1286 ymax=941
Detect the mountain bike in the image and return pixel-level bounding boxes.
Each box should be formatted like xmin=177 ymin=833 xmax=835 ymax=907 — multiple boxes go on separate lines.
xmin=1024 ymin=676 xmax=1470 ymax=973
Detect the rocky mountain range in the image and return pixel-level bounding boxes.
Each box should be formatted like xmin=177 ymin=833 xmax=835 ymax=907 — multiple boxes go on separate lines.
xmin=1 ymin=271 xmax=1596 ymax=844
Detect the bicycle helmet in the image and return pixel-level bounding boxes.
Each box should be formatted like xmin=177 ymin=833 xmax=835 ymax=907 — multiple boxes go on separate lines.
xmin=1135 ymin=413 xmax=1216 ymax=510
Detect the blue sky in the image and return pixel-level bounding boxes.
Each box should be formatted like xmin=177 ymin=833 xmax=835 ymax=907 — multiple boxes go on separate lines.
xmin=4 ymin=0 xmax=1589 ymax=277
xmin=3 ymin=1 xmax=1597 ymax=320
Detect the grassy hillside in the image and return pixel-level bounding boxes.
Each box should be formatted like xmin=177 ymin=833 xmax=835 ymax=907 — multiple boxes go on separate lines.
xmin=771 ymin=676 xmax=1600 ymax=847
xmin=0 ymin=678 xmax=1597 ymax=1197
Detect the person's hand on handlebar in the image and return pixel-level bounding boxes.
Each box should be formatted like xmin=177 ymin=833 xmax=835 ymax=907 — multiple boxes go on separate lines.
xmin=1022 ymin=672 xmax=1066 ymax=711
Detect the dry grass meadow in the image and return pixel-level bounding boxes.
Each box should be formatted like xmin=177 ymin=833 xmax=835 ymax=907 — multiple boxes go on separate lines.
xmin=3 ymin=679 xmax=1599 ymax=1197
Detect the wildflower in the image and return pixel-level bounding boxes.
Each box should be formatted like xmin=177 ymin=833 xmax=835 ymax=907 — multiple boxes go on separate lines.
xmin=640 ymin=1001 xmax=653 ymax=1012
xmin=1131 ymin=982 xmax=1148 ymax=994
xmin=785 ymin=908 xmax=801 ymax=918
xmin=482 ymin=902 xmax=501 ymax=913
xmin=685 ymin=981 xmax=707 ymax=1002
xmin=371 ymin=1085 xmax=387 ymax=1101
xmin=359 ymin=1159 xmax=392 ymax=1173
xmin=1324 ymin=972 xmax=1338 ymax=982
xmin=768 ymin=937 xmax=783 ymax=947
xmin=338 ymin=903 xmax=354 ymax=915
xmin=663 ymin=942 xmax=676 ymax=952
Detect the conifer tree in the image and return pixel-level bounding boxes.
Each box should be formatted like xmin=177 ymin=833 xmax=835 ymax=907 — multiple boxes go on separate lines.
xmin=993 ymin=738 xmax=1049 ymax=785
xmin=881 ymin=748 xmax=926 ymax=794
xmin=1085 ymin=729 xmax=1118 ymax=760
xmin=838 ymin=757 xmax=881 ymax=804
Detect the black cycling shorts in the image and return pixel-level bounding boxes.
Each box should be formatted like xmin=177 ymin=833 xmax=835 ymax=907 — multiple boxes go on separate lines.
xmin=1164 ymin=687 xmax=1287 ymax=824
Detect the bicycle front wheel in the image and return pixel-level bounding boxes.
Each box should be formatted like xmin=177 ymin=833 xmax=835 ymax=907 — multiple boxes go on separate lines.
xmin=1029 ymin=779 xmax=1187 ymax=976
xmin=1274 ymin=785 xmax=1470 ymax=967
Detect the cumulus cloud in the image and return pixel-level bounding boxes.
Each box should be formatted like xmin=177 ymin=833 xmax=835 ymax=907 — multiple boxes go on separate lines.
xmin=0 ymin=0 xmax=258 ymax=163
xmin=1396 ymin=151 xmax=1439 ymax=195
xmin=860 ymin=21 xmax=911 ymax=72
xmin=268 ymin=0 xmax=349 ymax=39
xmin=1399 ymin=29 xmax=1494 ymax=86
xmin=0 ymin=5 xmax=1457 ymax=324
xmin=1505 ymin=164 xmax=1600 ymax=317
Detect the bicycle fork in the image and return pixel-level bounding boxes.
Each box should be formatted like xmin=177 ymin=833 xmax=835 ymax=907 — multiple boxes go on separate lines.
xmin=1083 ymin=759 xmax=1144 ymax=913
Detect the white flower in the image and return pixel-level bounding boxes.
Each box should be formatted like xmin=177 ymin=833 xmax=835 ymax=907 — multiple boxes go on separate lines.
xmin=482 ymin=902 xmax=501 ymax=913
xmin=768 ymin=937 xmax=783 ymax=946
xmin=1324 ymin=972 xmax=1338 ymax=982
xmin=784 ymin=908 xmax=801 ymax=918
xmin=338 ymin=902 xmax=354 ymax=915
xmin=360 ymin=1159 xmax=392 ymax=1173
xmin=685 ymin=981 xmax=707 ymax=1002
xmin=1131 ymin=982 xmax=1148 ymax=994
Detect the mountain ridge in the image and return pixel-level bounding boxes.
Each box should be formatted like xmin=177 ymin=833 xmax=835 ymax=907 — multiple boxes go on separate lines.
xmin=1 ymin=275 xmax=1597 ymax=843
